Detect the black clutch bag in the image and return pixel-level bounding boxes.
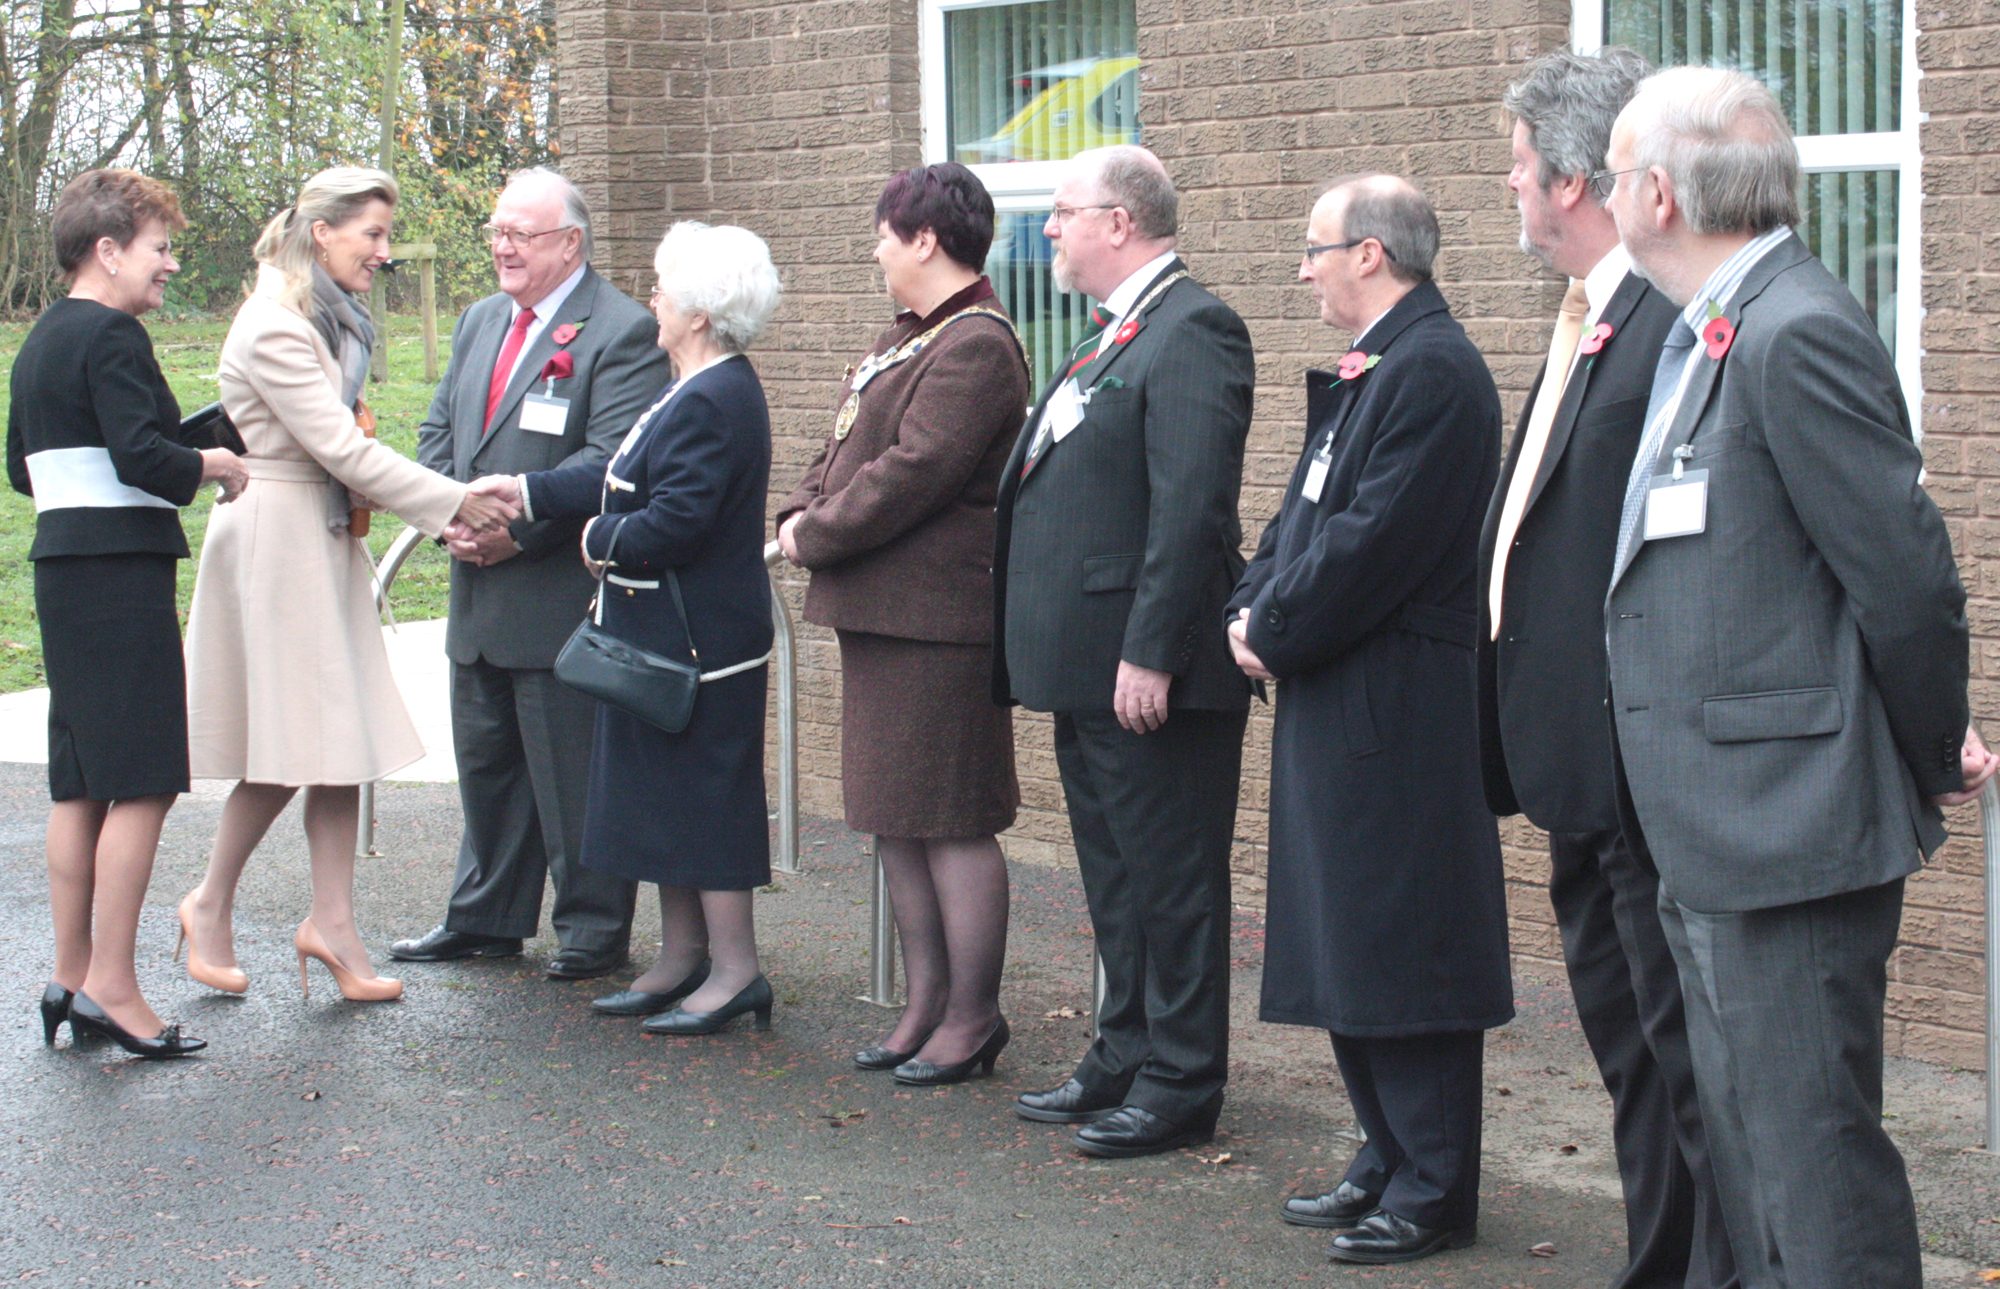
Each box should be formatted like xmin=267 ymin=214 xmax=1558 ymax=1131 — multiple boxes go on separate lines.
xmin=554 ymin=518 xmax=701 ymax=734
xmin=180 ymin=402 xmax=248 ymax=455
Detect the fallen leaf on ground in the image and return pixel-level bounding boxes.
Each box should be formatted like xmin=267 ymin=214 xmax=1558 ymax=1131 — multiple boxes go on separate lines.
xmin=1195 ymin=1152 xmax=1233 ymax=1165
xmin=301 ymin=1091 xmax=321 ymax=1101
xmin=1044 ymin=1006 xmax=1084 ymax=1019
xmin=1978 ymin=1269 xmax=2000 ymax=1283
xmin=1558 ymin=1144 xmax=1577 ymax=1155
xmin=1529 ymin=1242 xmax=1558 ymax=1258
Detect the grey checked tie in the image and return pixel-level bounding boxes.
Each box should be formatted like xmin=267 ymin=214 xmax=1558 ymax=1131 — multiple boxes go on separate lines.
xmin=1613 ymin=315 xmax=1699 ymax=575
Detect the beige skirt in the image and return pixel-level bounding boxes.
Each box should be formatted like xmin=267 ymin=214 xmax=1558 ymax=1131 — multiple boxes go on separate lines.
xmin=185 ymin=463 xmax=424 ymax=785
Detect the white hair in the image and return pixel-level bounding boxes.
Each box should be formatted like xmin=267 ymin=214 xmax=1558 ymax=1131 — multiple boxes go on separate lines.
xmin=652 ymin=221 xmax=782 ymax=354
xmin=507 ymin=166 xmax=594 ymax=261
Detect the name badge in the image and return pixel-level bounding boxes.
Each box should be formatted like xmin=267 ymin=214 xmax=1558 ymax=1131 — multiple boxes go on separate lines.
xmin=1047 ymin=379 xmax=1086 ymax=443
xmin=1643 ymin=468 xmax=1708 ymax=540
xmin=1301 ymin=432 xmax=1335 ymax=503
xmin=519 ymin=393 xmax=570 ymax=435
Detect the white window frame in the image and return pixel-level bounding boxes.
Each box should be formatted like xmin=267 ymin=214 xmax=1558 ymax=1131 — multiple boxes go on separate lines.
xmin=1575 ymin=0 xmax=1925 ymax=411
xmin=920 ymin=0 xmax=1076 ymax=212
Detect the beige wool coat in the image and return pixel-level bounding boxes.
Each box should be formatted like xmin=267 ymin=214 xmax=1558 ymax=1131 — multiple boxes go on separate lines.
xmin=186 ymin=265 xmax=466 ymax=785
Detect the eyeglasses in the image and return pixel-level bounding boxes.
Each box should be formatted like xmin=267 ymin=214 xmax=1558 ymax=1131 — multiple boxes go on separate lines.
xmin=1049 ymin=203 xmax=1119 ymax=225
xmin=1585 ymin=167 xmax=1644 ymax=201
xmin=1304 ymin=238 xmax=1398 ymax=263
xmin=480 ymin=223 xmax=573 ymax=248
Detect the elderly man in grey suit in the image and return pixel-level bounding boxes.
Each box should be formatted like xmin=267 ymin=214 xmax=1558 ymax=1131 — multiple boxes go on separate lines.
xmin=1600 ymin=67 xmax=1996 ymax=1287
xmin=390 ymin=168 xmax=667 ymax=979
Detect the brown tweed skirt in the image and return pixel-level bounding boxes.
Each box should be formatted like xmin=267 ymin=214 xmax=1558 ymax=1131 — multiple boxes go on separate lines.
xmin=835 ymin=629 xmax=1019 ymax=839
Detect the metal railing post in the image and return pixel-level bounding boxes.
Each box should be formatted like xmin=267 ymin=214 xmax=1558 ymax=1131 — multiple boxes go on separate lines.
xmin=763 ymin=543 xmax=799 ymax=876
xmin=857 ymin=837 xmax=901 ymax=1008
xmin=1091 ymin=952 xmax=1107 ymax=1038
xmin=356 ymin=526 xmax=428 ymax=860
xmin=1982 ymin=774 xmax=1999 ymax=1153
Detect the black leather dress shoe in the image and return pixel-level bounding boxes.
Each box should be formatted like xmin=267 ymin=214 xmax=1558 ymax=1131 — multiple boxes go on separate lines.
xmin=546 ymin=946 xmax=629 ymax=980
xmin=1071 ymin=1104 xmax=1219 ymax=1159
xmin=388 ymin=926 xmax=523 ymax=962
xmin=1015 ymin=1078 xmax=1122 ymax=1124
xmin=591 ymin=959 xmax=710 ymax=1016
xmin=1326 ymin=1211 xmax=1476 ymax=1264
xmin=1280 ymin=1180 xmax=1382 ymax=1229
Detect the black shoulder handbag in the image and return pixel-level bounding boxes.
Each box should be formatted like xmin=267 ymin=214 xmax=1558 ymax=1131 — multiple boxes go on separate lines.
xmin=554 ymin=518 xmax=701 ymax=733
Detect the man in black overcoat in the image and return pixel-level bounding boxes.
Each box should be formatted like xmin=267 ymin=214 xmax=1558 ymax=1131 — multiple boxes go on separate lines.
xmin=1481 ymin=50 xmax=1738 ymax=1289
xmin=994 ymin=145 xmax=1255 ymax=1159
xmin=1227 ymin=175 xmax=1512 ymax=1266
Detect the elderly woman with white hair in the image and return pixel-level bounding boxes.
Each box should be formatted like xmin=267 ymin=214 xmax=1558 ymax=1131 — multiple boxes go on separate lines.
xmin=474 ymin=220 xmax=783 ymax=1035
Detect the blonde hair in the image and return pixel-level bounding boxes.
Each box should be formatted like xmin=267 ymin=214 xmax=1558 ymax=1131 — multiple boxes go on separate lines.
xmin=253 ymin=166 xmax=400 ymax=311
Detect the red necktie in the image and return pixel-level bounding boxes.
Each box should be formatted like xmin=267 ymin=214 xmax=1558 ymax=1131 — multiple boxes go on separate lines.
xmin=483 ymin=306 xmax=536 ymax=432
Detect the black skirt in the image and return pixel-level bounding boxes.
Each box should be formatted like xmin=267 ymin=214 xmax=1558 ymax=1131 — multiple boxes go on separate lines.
xmin=35 ymin=553 xmax=190 ymax=802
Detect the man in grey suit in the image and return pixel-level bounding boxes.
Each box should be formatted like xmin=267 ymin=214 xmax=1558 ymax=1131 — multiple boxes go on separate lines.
xmin=390 ymin=168 xmax=667 ymax=979
xmin=994 ymin=146 xmax=1255 ymax=1159
xmin=1600 ymin=67 xmax=1996 ymax=1287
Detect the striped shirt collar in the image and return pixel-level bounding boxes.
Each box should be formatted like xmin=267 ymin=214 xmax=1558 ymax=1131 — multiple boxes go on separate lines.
xmin=1678 ymin=225 xmax=1791 ymax=329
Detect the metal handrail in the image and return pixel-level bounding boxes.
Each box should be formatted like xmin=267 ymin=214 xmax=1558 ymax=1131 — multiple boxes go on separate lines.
xmin=763 ymin=541 xmax=799 ymax=876
xmin=1982 ymin=774 xmax=1999 ymax=1153
xmin=354 ymin=527 xmax=802 ymax=877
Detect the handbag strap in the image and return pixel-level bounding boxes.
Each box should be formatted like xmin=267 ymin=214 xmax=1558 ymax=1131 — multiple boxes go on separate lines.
xmin=592 ymin=514 xmax=699 ymax=667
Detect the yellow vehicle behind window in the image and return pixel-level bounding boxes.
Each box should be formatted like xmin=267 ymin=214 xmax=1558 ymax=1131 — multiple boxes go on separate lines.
xmin=956 ymin=56 xmax=1141 ymax=164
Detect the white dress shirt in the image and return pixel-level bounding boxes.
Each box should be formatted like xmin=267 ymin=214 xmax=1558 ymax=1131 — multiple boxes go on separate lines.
xmin=497 ymin=262 xmax=589 ymax=390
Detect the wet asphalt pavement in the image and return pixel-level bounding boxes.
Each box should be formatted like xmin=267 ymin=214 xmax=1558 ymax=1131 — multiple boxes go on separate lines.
xmin=0 ymin=761 xmax=1993 ymax=1288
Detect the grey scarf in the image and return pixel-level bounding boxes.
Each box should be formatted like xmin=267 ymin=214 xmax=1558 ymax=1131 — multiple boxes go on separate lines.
xmin=308 ymin=263 xmax=376 ymax=530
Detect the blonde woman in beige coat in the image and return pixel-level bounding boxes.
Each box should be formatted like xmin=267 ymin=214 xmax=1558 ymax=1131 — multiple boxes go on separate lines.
xmin=179 ymin=167 xmax=517 ymax=1002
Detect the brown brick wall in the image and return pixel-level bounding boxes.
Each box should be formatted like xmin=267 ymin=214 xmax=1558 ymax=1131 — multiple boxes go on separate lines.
xmin=557 ymin=0 xmax=1993 ymax=1070
xmin=1903 ymin=0 xmax=1997 ymax=1071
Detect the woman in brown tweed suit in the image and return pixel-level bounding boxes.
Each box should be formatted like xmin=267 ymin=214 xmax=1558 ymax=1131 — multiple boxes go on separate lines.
xmin=777 ymin=162 xmax=1030 ymax=1085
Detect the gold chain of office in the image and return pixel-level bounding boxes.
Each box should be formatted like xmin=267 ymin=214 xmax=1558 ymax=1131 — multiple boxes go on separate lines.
xmin=833 ymin=305 xmax=1019 ymax=440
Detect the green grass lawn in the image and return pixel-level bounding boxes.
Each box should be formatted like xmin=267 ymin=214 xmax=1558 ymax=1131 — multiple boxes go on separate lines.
xmin=0 ymin=312 xmax=459 ymax=693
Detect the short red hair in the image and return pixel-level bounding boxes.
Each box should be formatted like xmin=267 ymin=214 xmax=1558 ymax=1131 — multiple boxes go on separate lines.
xmin=50 ymin=169 xmax=187 ymax=279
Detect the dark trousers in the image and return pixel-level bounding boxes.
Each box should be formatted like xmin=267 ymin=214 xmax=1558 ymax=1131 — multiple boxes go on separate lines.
xmin=445 ymin=658 xmax=635 ymax=951
xmin=1053 ymin=706 xmax=1246 ymax=1123
xmin=1657 ymin=878 xmax=1918 ymax=1289
xmin=1550 ymin=828 xmax=1739 ymax=1289
xmin=1330 ymin=1030 xmax=1484 ymax=1230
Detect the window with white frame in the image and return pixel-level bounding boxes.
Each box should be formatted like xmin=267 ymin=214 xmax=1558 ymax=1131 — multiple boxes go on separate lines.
xmin=922 ymin=0 xmax=1141 ymax=385
xmin=1575 ymin=0 xmax=1922 ymax=405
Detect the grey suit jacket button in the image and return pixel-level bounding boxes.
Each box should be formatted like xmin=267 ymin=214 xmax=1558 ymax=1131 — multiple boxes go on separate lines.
xmin=1264 ymin=607 xmax=1285 ymax=632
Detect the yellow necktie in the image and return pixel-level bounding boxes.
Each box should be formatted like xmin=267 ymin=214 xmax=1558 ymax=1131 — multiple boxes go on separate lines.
xmin=1488 ymin=278 xmax=1592 ymax=640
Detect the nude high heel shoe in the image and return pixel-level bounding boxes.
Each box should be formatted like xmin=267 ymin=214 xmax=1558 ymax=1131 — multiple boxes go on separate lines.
xmin=176 ymin=896 xmax=249 ymax=995
xmin=294 ymin=919 xmax=403 ymax=1002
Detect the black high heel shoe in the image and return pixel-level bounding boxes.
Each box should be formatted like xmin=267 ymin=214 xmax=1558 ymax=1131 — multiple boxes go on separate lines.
xmin=892 ymin=1017 xmax=1010 ymax=1086
xmin=39 ymin=981 xmax=74 ymax=1045
xmin=641 ymin=975 xmax=773 ymax=1035
xmin=854 ymin=1026 xmax=934 ymax=1071
xmin=66 ymin=992 xmax=206 ymax=1059
xmin=592 ymin=959 xmax=712 ymax=1017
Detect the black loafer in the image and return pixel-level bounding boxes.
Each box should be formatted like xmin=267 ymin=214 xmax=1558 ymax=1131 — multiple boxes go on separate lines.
xmin=388 ymin=926 xmax=523 ymax=962
xmin=546 ymin=946 xmax=629 ymax=980
xmin=1327 ymin=1211 xmax=1476 ymax=1264
xmin=591 ymin=959 xmax=710 ymax=1016
xmin=1071 ymin=1104 xmax=1218 ymax=1159
xmin=1015 ymin=1078 xmax=1123 ymax=1124
xmin=1281 ymin=1180 xmax=1381 ymax=1229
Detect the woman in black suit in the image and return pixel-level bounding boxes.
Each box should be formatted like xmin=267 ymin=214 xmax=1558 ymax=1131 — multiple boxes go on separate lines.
xmin=474 ymin=221 xmax=781 ymax=1034
xmin=6 ymin=170 xmax=247 ymax=1057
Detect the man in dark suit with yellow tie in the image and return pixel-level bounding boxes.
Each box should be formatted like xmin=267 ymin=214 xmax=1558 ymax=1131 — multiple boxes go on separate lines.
xmin=994 ymin=145 xmax=1255 ymax=1159
xmin=1479 ymin=49 xmax=1737 ymax=1289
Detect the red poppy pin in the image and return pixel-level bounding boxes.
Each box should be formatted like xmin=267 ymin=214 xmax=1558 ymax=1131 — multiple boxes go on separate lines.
xmin=1336 ymin=350 xmax=1382 ymax=381
xmin=539 ymin=351 xmax=575 ymax=382
xmin=551 ymin=322 xmax=581 ymax=346
xmin=1113 ymin=317 xmax=1142 ymax=346
xmin=1578 ymin=322 xmax=1614 ymax=355
xmin=1700 ymin=315 xmax=1734 ymax=360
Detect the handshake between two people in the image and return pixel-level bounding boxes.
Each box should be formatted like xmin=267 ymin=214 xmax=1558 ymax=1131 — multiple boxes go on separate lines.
xmin=440 ymin=474 xmax=526 ymax=568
